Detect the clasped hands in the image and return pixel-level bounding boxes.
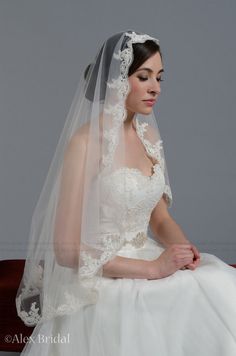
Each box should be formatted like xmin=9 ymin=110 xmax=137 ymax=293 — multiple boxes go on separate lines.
xmin=150 ymin=241 xmax=201 ymax=279
xmin=183 ymin=241 xmax=201 ymax=270
xmin=178 ymin=241 xmax=201 ymax=271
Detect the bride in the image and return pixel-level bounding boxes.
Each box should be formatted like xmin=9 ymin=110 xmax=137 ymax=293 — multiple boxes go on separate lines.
xmin=16 ymin=30 xmax=236 ymax=355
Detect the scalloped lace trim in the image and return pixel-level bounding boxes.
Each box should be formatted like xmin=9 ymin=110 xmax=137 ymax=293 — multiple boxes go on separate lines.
xmin=16 ymin=296 xmax=41 ymax=326
xmin=80 ymin=233 xmax=123 ymax=278
xmin=135 ymin=119 xmax=165 ymax=169
xmin=102 ymin=31 xmax=159 ymax=168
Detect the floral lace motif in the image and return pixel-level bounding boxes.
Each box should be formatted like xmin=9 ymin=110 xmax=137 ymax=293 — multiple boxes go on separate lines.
xmin=17 ymin=288 xmax=100 ymax=326
xmin=16 ymin=32 xmax=173 ymax=328
xmin=135 ymin=118 xmax=172 ymax=207
xmin=102 ymin=32 xmax=172 ymax=207
xmin=80 ymin=230 xmax=148 ymax=278
xmin=16 ymin=264 xmax=43 ymax=326
xmin=80 ymin=233 xmax=124 ymax=278
xmin=16 ymin=296 xmax=41 ymax=326
xmin=41 ymin=290 xmax=98 ymax=322
xmin=123 ymin=231 xmax=147 ymax=248
xmin=102 ymin=31 xmax=159 ymax=168
xmin=135 ymin=119 xmax=165 ymax=170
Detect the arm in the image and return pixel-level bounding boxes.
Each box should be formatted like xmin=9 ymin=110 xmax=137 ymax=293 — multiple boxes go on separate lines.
xmin=102 ymin=256 xmax=154 ymax=279
xmin=102 ymin=198 xmax=189 ymax=280
xmin=53 ymin=131 xmax=157 ymax=277
xmin=149 ymin=197 xmax=190 ymax=248
xmin=53 ymin=132 xmax=87 ymax=268
xmin=104 ymin=195 xmax=201 ymax=278
xmin=102 ymin=199 xmax=174 ymax=280
xmin=149 ymin=196 xmax=201 ymax=269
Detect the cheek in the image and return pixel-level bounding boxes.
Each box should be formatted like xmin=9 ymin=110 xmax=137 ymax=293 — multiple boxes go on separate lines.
xmin=127 ymin=81 xmax=145 ymax=105
xmin=130 ymin=80 xmax=143 ymax=94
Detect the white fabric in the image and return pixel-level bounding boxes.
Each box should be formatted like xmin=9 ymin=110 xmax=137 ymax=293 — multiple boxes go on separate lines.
xmin=16 ymin=30 xmax=173 ymax=327
xmin=20 ymin=117 xmax=236 ymax=355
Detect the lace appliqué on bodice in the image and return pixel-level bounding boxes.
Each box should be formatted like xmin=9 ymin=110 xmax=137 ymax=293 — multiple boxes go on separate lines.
xmin=16 ymin=31 xmax=173 ymax=328
xmin=135 ymin=118 xmax=172 ymax=206
xmin=80 ymin=118 xmax=172 ymax=277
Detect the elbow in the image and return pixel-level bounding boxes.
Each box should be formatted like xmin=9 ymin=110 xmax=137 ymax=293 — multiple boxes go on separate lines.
xmin=155 ymin=215 xmax=172 ymax=235
xmin=53 ymin=239 xmax=80 ymax=268
xmin=54 ymin=251 xmax=79 ymax=268
xmin=150 ymin=215 xmax=173 ymax=240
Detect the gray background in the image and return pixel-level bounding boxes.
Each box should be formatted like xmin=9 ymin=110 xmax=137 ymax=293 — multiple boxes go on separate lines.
xmin=0 ymin=0 xmax=235 ymax=354
xmin=1 ymin=1 xmax=236 ymax=267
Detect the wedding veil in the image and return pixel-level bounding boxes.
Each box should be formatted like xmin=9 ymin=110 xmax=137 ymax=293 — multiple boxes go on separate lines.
xmin=16 ymin=30 xmax=173 ymax=326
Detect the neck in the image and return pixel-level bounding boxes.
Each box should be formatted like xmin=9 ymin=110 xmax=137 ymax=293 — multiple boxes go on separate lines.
xmin=124 ymin=109 xmax=136 ymax=129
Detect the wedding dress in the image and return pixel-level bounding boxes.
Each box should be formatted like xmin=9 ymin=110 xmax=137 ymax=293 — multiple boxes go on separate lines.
xmin=20 ymin=117 xmax=236 ymax=356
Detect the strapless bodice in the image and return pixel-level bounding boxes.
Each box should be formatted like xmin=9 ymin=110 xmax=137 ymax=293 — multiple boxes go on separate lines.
xmin=98 ymin=163 xmax=165 ymax=246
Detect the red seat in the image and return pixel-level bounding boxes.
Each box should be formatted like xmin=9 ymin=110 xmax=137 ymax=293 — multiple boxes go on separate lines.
xmin=0 ymin=260 xmax=34 ymax=352
xmin=0 ymin=259 xmax=236 ymax=352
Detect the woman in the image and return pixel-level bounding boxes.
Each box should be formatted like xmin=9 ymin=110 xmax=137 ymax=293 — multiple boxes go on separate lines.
xmin=16 ymin=30 xmax=236 ymax=355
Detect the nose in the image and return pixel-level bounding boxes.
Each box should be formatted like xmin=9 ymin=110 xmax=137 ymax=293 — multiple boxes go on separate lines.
xmin=148 ymin=78 xmax=161 ymax=96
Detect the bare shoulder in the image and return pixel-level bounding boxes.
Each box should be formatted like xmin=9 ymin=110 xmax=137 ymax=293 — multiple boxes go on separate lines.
xmin=65 ymin=121 xmax=101 ymax=169
xmin=66 ymin=122 xmax=90 ymax=155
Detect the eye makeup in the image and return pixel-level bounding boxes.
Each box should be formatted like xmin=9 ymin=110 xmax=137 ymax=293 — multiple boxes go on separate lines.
xmin=137 ymin=76 xmax=164 ymax=82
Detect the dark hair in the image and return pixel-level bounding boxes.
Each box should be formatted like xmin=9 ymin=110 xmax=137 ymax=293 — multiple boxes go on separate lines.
xmin=83 ymin=33 xmax=162 ymax=100
xmin=84 ymin=64 xmax=91 ymax=80
xmin=84 ymin=40 xmax=162 ymax=81
xmin=128 ymin=40 xmax=162 ymax=76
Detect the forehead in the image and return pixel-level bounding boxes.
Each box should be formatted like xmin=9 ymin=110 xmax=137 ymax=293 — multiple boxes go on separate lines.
xmin=136 ymin=52 xmax=163 ymax=73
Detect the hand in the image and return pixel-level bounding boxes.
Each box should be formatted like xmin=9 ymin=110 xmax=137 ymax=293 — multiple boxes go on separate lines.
xmin=183 ymin=242 xmax=201 ymax=270
xmin=149 ymin=243 xmax=194 ymax=279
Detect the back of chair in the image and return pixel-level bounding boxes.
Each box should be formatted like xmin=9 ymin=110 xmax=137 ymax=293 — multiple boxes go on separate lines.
xmin=0 ymin=260 xmax=34 ymax=352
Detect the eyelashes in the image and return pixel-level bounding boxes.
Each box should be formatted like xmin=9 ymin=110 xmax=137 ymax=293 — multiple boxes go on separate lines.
xmin=138 ymin=76 xmax=164 ymax=82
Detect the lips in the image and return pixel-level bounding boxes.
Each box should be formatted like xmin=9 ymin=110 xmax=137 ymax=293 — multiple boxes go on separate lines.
xmin=143 ymin=99 xmax=156 ymax=103
xmin=143 ymin=99 xmax=156 ymax=107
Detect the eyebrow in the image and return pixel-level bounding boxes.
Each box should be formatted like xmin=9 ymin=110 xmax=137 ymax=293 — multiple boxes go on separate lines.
xmin=136 ymin=67 xmax=164 ymax=74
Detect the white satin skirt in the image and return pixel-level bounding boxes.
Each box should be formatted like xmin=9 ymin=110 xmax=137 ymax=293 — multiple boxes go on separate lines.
xmin=20 ymin=238 xmax=236 ymax=356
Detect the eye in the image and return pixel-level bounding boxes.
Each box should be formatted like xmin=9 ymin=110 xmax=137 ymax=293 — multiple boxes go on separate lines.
xmin=138 ymin=76 xmax=164 ymax=82
xmin=138 ymin=76 xmax=148 ymax=81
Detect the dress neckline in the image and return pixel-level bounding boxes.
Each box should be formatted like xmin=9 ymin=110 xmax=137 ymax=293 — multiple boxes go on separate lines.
xmin=110 ymin=117 xmax=160 ymax=179
xmin=113 ymin=162 xmax=161 ymax=179
xmin=101 ymin=116 xmax=163 ymax=179
xmin=129 ymin=117 xmax=160 ymax=178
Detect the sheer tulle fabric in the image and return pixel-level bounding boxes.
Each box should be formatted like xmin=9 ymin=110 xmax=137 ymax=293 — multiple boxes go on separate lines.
xmin=16 ymin=30 xmax=172 ymax=327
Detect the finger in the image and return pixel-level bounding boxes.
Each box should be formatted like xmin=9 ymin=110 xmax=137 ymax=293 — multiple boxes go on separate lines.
xmin=174 ymin=244 xmax=192 ymax=249
xmin=192 ymin=256 xmax=201 ymax=266
xmin=190 ymin=244 xmax=201 ymax=259
xmin=186 ymin=262 xmax=195 ymax=268
xmin=181 ymin=257 xmax=195 ymax=265
xmin=187 ymin=257 xmax=200 ymax=269
xmin=185 ymin=264 xmax=195 ymax=270
xmin=179 ymin=244 xmax=193 ymax=249
xmin=191 ymin=256 xmax=200 ymax=264
xmin=179 ymin=261 xmax=194 ymax=270
xmin=183 ymin=260 xmax=197 ymax=270
xmin=177 ymin=253 xmax=194 ymax=257
xmin=194 ymin=258 xmax=201 ymax=267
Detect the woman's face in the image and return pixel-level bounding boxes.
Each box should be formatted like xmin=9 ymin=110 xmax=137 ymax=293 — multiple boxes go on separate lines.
xmin=125 ymin=51 xmax=163 ymax=116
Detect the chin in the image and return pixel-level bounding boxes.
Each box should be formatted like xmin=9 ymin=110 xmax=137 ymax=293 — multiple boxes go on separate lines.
xmin=138 ymin=108 xmax=153 ymax=115
xmin=127 ymin=106 xmax=152 ymax=116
